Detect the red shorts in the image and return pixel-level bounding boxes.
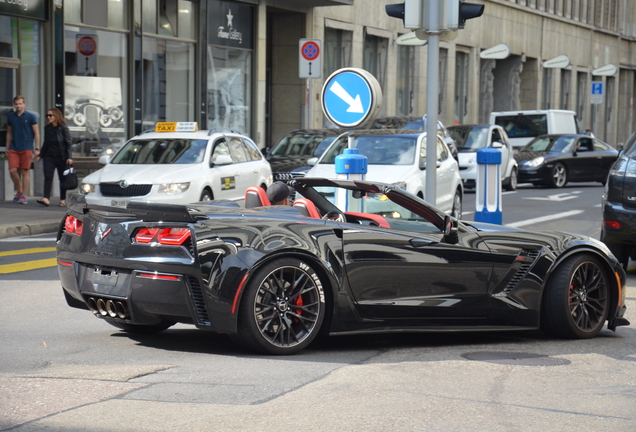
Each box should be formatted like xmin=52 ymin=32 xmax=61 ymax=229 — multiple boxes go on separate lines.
xmin=7 ymin=149 xmax=33 ymax=170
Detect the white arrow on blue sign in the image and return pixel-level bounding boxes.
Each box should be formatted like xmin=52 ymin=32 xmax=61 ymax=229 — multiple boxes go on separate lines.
xmin=321 ymin=68 xmax=382 ymax=128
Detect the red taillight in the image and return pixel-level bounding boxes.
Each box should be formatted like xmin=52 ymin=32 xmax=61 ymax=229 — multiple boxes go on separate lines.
xmin=135 ymin=228 xmax=160 ymax=243
xmin=58 ymin=260 xmax=74 ymax=267
xmin=134 ymin=227 xmax=190 ymax=245
xmin=604 ymin=220 xmax=622 ymax=229
xmin=138 ymin=272 xmax=180 ymax=280
xmin=157 ymin=228 xmax=191 ymax=245
xmin=64 ymin=216 xmax=84 ymax=235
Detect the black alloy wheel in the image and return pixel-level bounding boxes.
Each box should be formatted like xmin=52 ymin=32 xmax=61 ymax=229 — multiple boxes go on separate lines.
xmin=541 ymin=254 xmax=610 ymax=339
xmin=235 ymin=258 xmax=325 ymax=354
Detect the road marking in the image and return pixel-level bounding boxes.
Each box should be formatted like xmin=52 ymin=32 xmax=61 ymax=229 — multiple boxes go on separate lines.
xmin=0 ymin=258 xmax=57 ymax=274
xmin=524 ymin=193 xmax=578 ymax=202
xmin=0 ymin=247 xmax=56 ymax=257
xmin=0 ymin=237 xmax=56 ymax=242
xmin=506 ymin=210 xmax=584 ymax=228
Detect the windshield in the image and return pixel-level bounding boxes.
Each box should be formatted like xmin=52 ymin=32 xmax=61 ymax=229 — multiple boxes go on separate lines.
xmin=271 ymin=132 xmax=334 ymax=157
xmin=521 ymin=135 xmax=576 ymax=153
xmin=319 ymin=134 xmax=418 ymax=165
xmin=110 ymin=139 xmax=208 ymax=164
xmin=495 ymin=114 xmax=547 ymax=138
xmin=448 ymin=126 xmax=489 ymax=151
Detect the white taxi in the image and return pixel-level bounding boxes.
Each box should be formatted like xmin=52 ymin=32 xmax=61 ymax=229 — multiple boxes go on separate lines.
xmin=305 ymin=130 xmax=463 ymax=218
xmin=80 ymin=122 xmax=272 ymax=207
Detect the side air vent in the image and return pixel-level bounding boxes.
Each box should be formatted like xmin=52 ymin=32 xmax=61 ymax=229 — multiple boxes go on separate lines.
xmin=188 ymin=276 xmax=211 ymax=325
xmin=503 ymin=250 xmax=540 ymax=294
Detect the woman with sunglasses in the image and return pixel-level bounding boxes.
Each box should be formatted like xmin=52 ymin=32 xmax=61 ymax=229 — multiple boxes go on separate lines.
xmin=36 ymin=108 xmax=73 ymax=206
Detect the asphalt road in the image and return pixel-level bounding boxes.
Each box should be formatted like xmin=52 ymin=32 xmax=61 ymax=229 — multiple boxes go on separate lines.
xmin=1 ymin=183 xmax=635 ymax=431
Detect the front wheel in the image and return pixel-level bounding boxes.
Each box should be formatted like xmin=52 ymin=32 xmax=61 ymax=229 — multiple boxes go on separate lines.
xmin=549 ymin=163 xmax=568 ymax=188
xmin=235 ymin=258 xmax=326 ymax=354
xmin=503 ymin=167 xmax=518 ymax=191
xmin=199 ymin=189 xmax=213 ymax=201
xmin=541 ymin=254 xmax=610 ymax=339
xmin=451 ymin=189 xmax=462 ymax=220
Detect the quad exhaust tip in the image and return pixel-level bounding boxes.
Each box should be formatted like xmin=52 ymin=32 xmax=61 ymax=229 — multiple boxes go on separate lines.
xmin=86 ymin=297 xmax=128 ymax=319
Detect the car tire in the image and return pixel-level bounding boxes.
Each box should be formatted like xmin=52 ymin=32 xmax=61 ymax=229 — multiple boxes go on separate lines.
xmin=540 ymin=254 xmax=610 ymax=339
xmin=549 ymin=163 xmax=568 ymax=188
xmin=606 ymin=243 xmax=630 ymax=269
xmin=503 ymin=167 xmax=518 ymax=191
xmin=451 ymin=189 xmax=462 ymax=220
xmin=235 ymin=258 xmax=326 ymax=355
xmin=199 ymin=189 xmax=213 ymax=201
xmin=103 ymin=318 xmax=175 ymax=334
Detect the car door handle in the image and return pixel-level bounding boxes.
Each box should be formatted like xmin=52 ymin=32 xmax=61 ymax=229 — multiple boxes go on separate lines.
xmin=409 ymin=239 xmax=437 ymax=247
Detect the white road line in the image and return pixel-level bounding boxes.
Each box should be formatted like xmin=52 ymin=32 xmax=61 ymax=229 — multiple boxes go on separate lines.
xmin=506 ymin=210 xmax=585 ymax=228
xmin=0 ymin=237 xmax=57 ymax=242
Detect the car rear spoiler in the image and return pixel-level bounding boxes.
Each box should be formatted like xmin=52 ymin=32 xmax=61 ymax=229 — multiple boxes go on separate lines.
xmin=67 ymin=193 xmax=208 ymax=223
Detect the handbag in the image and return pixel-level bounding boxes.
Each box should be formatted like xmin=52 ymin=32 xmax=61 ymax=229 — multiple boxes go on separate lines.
xmin=61 ymin=164 xmax=78 ymax=190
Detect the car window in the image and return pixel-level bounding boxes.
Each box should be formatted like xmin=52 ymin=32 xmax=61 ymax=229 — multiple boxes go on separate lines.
xmin=314 ymin=136 xmax=337 ymax=156
xmin=495 ymin=114 xmax=548 ymax=138
xmin=450 ymin=126 xmax=488 ymax=151
xmin=271 ymin=133 xmax=329 ymax=157
xmin=228 ymin=136 xmax=248 ymax=163
xmin=243 ymin=138 xmax=263 ymax=161
xmin=623 ymin=131 xmax=636 ymax=156
xmin=492 ymin=128 xmax=503 ymax=145
xmin=551 ymin=136 xmax=576 ymax=152
xmin=319 ymin=134 xmax=417 ymax=166
xmin=110 ymin=139 xmax=208 ymax=164
xmin=576 ymin=138 xmax=593 ymax=152
xmin=592 ymin=139 xmax=610 ymax=151
xmin=211 ymin=139 xmax=231 ymax=164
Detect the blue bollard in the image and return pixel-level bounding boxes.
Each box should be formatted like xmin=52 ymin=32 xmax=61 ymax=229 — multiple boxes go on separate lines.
xmin=335 ymin=147 xmax=367 ymax=212
xmin=474 ymin=147 xmax=502 ymax=224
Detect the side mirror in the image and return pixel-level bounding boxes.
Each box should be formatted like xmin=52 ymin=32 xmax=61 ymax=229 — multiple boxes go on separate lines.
xmin=491 ymin=141 xmax=503 ymax=149
xmin=617 ymin=142 xmax=624 ymax=151
xmin=98 ymin=155 xmax=110 ymax=165
xmin=211 ymin=154 xmax=233 ymax=166
xmin=307 ymin=157 xmax=318 ymax=166
xmin=443 ymin=215 xmax=459 ymax=244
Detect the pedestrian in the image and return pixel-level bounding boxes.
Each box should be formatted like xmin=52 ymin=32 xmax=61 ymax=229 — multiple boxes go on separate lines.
xmin=35 ymin=108 xmax=73 ymax=207
xmin=267 ymin=181 xmax=293 ymax=206
xmin=6 ymin=95 xmax=40 ymax=204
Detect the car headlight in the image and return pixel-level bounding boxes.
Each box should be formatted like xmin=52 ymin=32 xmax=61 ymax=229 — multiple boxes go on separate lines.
xmin=158 ymin=182 xmax=190 ymax=195
xmin=80 ymin=183 xmax=96 ymax=194
xmin=392 ymin=181 xmax=408 ymax=190
xmin=526 ymin=156 xmax=544 ymax=167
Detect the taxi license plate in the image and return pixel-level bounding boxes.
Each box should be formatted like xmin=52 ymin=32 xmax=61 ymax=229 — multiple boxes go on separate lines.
xmin=111 ymin=199 xmax=129 ymax=207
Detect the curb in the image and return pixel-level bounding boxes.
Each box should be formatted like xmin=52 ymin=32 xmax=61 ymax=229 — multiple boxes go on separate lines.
xmin=0 ymin=219 xmax=62 ymax=239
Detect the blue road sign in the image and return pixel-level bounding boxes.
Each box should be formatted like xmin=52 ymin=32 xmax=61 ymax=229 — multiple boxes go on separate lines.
xmin=591 ymin=82 xmax=603 ymax=95
xmin=322 ymin=70 xmax=375 ymax=128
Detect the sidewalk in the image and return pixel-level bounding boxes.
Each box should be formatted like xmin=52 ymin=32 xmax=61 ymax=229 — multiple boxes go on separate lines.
xmin=0 ymin=197 xmax=68 ymax=239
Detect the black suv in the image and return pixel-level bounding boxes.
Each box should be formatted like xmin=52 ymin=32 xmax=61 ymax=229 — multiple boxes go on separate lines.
xmin=601 ymin=131 xmax=636 ymax=268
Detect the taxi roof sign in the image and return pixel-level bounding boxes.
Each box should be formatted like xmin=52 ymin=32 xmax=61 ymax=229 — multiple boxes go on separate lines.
xmin=155 ymin=122 xmax=199 ymax=132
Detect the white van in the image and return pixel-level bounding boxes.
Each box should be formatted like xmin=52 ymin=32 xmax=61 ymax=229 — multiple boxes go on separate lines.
xmin=490 ymin=110 xmax=579 ymax=151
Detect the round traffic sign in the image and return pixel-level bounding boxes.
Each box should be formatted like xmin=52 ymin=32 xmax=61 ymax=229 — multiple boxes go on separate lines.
xmin=321 ymin=68 xmax=382 ymax=129
xmin=301 ymin=41 xmax=320 ymax=61
xmin=77 ymin=36 xmax=97 ymax=56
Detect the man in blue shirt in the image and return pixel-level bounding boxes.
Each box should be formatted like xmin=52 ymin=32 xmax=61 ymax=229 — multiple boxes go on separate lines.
xmin=6 ymin=95 xmax=40 ymax=204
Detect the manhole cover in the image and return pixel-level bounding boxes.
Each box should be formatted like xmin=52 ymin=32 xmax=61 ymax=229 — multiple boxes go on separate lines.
xmin=462 ymin=351 xmax=571 ymax=366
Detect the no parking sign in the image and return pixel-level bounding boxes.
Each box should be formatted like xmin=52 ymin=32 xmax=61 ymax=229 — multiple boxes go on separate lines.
xmin=76 ymin=35 xmax=98 ymax=76
xmin=299 ymin=39 xmax=321 ymax=79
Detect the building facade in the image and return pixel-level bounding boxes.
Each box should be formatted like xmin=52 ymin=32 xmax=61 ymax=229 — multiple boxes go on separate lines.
xmin=1 ymin=0 xmax=636 ymax=194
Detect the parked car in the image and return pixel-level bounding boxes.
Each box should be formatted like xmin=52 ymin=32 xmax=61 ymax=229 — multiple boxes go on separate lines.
xmin=57 ymin=178 xmax=629 ymax=355
xmin=266 ymin=129 xmax=343 ymax=181
xmin=514 ymin=134 xmax=618 ymax=188
xmin=80 ymin=123 xmax=272 ymax=207
xmin=447 ymin=124 xmax=518 ymax=191
xmin=491 ymin=110 xmax=580 ymax=151
xmin=403 ymin=115 xmax=458 ymax=161
xmin=305 ymin=129 xmax=463 ymax=218
xmin=602 ymin=138 xmax=636 ymax=268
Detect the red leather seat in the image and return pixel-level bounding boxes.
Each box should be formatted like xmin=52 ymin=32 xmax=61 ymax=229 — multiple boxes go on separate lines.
xmin=244 ymin=186 xmax=270 ymax=208
xmin=293 ymin=198 xmax=321 ymax=218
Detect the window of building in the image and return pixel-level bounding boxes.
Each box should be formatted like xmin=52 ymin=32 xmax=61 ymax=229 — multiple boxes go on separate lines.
xmin=363 ymin=33 xmax=388 ymax=92
xmin=63 ymin=0 xmax=129 ymax=29
xmin=323 ymin=27 xmax=352 ymax=78
xmin=560 ymin=69 xmax=571 ymax=109
xmin=438 ymin=48 xmax=448 ymax=115
xmin=397 ymin=44 xmax=415 ymax=116
xmin=455 ymin=51 xmax=469 ymax=124
xmin=207 ymin=1 xmax=254 ymax=136
xmin=542 ymin=68 xmax=553 ymax=109
xmin=576 ymin=71 xmax=587 ymax=124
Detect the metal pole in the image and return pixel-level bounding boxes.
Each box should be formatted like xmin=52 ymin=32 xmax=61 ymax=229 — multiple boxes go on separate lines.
xmin=425 ymin=0 xmax=440 ymax=205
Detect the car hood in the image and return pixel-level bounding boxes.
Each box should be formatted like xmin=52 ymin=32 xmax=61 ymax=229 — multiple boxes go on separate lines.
xmin=307 ymin=163 xmax=416 ymax=183
xmin=83 ymin=164 xmax=203 ymax=184
xmin=458 ymin=152 xmax=477 ymax=166
xmin=267 ymin=156 xmax=311 ymax=173
xmin=514 ymin=151 xmax=550 ymax=163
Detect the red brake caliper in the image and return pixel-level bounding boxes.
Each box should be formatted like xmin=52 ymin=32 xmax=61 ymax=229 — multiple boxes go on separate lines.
xmin=293 ymin=295 xmax=304 ymax=320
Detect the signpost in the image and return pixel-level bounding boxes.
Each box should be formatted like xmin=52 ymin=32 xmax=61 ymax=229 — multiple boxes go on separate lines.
xmin=321 ymin=68 xmax=382 ymax=129
xmin=591 ymin=81 xmax=604 ymax=105
xmin=76 ymin=35 xmax=97 ymax=76
xmin=299 ymin=39 xmax=322 ymax=129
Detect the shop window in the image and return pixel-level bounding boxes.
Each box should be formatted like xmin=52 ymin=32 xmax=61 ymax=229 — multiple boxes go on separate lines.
xmin=64 ymin=0 xmax=129 ymax=29
xmin=142 ymin=0 xmax=157 ymax=33
xmin=159 ymin=0 xmax=177 ymax=37
xmin=143 ymin=0 xmax=195 ymax=39
xmin=64 ymin=0 xmax=82 ymax=24
xmin=64 ymin=27 xmax=127 ymax=157
xmin=177 ymin=1 xmax=195 ymax=40
xmin=108 ymin=0 xmax=129 ymax=30
xmin=142 ymin=38 xmax=195 ymax=127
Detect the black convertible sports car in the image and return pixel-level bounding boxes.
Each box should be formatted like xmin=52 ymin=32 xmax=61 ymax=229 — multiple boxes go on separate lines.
xmin=57 ymin=178 xmax=629 ymax=354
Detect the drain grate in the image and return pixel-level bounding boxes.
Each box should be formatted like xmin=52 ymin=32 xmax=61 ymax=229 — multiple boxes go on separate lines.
xmin=462 ymin=351 xmax=571 ymax=366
